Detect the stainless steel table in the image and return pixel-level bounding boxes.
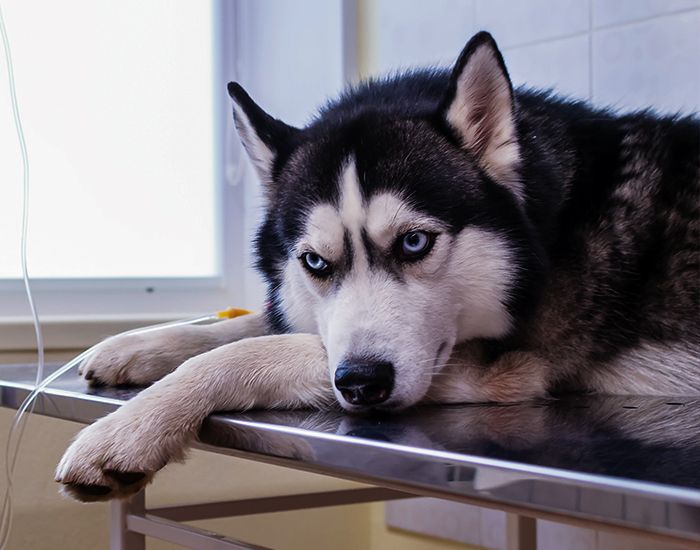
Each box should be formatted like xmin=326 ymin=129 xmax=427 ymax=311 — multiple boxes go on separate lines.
xmin=1 ymin=363 xmax=699 ymax=549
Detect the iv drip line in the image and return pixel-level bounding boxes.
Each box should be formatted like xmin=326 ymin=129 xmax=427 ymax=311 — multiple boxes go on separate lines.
xmin=0 ymin=3 xmax=45 ymax=547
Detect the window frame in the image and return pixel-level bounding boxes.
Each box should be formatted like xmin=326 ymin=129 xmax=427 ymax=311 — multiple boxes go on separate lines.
xmin=0 ymin=0 xmax=247 ymax=322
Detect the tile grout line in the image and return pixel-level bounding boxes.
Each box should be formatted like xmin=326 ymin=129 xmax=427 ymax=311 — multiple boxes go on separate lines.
xmin=500 ymin=5 xmax=700 ymax=53
xmin=501 ymin=30 xmax=590 ymax=52
xmin=592 ymin=5 xmax=700 ymax=32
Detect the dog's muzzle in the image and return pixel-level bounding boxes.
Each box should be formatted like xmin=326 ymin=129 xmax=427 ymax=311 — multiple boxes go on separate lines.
xmin=334 ymin=358 xmax=394 ymax=407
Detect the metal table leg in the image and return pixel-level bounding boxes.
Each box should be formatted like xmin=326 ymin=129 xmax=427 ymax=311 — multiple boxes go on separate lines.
xmin=506 ymin=513 xmax=537 ymax=550
xmin=111 ymin=490 xmax=145 ymax=550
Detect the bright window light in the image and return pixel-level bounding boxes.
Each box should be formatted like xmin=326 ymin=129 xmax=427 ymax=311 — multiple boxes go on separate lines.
xmin=0 ymin=0 xmax=217 ymax=279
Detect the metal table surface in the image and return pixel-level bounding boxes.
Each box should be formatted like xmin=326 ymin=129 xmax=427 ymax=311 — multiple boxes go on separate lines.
xmin=1 ymin=363 xmax=699 ymax=546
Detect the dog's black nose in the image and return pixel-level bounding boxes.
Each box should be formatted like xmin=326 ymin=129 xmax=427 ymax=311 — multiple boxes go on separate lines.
xmin=334 ymin=359 xmax=394 ymax=407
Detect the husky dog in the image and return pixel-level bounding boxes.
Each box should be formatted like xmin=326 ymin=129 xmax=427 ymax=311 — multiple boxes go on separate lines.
xmin=56 ymin=32 xmax=699 ymax=501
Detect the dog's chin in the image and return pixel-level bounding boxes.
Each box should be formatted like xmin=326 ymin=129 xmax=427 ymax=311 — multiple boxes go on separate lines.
xmin=334 ymin=391 xmax=425 ymax=415
xmin=336 ymin=401 xmax=407 ymax=415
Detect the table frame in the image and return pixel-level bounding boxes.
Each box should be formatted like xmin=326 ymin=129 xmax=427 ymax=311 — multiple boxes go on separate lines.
xmin=110 ymin=488 xmax=539 ymax=550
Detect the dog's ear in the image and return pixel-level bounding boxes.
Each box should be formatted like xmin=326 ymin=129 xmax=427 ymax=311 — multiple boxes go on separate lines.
xmin=227 ymin=82 xmax=299 ymax=187
xmin=440 ymin=32 xmax=522 ymax=200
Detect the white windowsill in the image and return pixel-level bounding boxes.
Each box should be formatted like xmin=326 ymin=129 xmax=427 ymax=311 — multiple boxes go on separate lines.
xmin=0 ymin=314 xmax=190 ymax=352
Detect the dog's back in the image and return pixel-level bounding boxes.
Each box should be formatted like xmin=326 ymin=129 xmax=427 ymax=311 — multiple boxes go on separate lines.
xmin=523 ymin=104 xmax=700 ymax=394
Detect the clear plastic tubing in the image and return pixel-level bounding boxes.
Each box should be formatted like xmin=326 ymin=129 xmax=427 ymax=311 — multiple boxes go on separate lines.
xmin=0 ymin=2 xmax=44 ymax=547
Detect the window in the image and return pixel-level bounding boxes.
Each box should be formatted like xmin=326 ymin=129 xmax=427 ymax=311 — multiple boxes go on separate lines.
xmin=0 ymin=0 xmax=243 ymax=317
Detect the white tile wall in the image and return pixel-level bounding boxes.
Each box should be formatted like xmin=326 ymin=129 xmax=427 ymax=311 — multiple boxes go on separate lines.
xmin=386 ymin=497 xmax=692 ymax=550
xmin=475 ymin=0 xmax=589 ymax=48
xmin=592 ymin=10 xmax=700 ymax=113
xmin=503 ymin=34 xmax=591 ymax=99
xmin=385 ymin=498 xmax=484 ymax=546
xmin=597 ymin=531 xmax=690 ymax=550
xmin=375 ymin=0 xmax=477 ymax=70
xmin=480 ymin=508 xmax=507 ymax=550
xmin=537 ymin=520 xmax=597 ymax=550
xmin=592 ymin=0 xmax=700 ymax=28
xmin=372 ymin=0 xmax=700 ymax=114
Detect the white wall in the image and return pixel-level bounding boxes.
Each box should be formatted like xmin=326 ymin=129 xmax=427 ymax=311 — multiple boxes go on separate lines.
xmin=371 ymin=0 xmax=700 ymax=113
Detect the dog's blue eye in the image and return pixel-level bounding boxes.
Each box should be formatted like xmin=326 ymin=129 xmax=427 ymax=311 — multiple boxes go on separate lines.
xmin=301 ymin=252 xmax=330 ymax=275
xmin=398 ymin=231 xmax=434 ymax=260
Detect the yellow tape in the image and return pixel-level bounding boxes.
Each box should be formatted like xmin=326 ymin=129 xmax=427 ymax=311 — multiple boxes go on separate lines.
xmin=216 ymin=307 xmax=253 ymax=319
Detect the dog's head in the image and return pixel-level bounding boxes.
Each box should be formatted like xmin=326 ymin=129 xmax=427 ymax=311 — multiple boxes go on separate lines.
xmin=228 ymin=32 xmax=545 ymax=411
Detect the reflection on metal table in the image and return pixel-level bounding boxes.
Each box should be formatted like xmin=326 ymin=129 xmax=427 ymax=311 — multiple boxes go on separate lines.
xmin=1 ymin=363 xmax=699 ymax=549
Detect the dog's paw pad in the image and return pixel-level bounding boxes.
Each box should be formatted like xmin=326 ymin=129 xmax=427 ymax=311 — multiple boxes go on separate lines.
xmin=105 ymin=470 xmax=146 ymax=486
xmin=86 ymin=376 xmax=106 ymax=387
xmin=68 ymin=483 xmax=113 ymax=497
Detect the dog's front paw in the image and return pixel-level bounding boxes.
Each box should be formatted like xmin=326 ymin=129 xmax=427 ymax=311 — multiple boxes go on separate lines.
xmin=55 ymin=411 xmax=186 ymax=502
xmin=78 ymin=327 xmax=203 ymax=387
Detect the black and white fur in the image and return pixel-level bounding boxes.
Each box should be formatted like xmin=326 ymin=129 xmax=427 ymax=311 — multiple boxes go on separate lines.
xmin=56 ymin=32 xmax=699 ymax=501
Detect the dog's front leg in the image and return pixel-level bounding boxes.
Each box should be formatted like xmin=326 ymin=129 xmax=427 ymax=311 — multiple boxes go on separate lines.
xmin=425 ymin=348 xmax=550 ymax=404
xmin=56 ymin=333 xmax=332 ymax=502
xmin=79 ymin=312 xmax=269 ymax=386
